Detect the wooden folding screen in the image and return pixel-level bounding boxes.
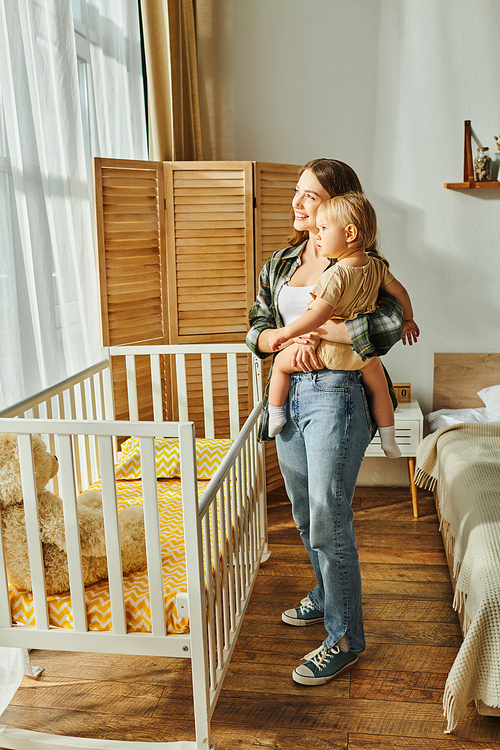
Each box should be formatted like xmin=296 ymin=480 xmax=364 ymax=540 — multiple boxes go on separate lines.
xmin=93 ymin=158 xmax=300 ymax=489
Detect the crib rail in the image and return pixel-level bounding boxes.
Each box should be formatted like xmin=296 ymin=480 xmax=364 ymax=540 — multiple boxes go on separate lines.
xmin=0 ymin=360 xmax=111 ymax=497
xmin=195 ymin=401 xmax=266 ymax=717
xmin=0 ymin=346 xmax=263 ymax=498
xmin=104 ymin=344 xmax=263 ymax=440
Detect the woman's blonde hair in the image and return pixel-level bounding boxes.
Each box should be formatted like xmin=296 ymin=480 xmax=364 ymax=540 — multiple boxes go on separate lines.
xmin=317 ymin=192 xmax=389 ymax=267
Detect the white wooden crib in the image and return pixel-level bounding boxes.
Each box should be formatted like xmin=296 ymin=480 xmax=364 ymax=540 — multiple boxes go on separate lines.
xmin=0 ymin=344 xmax=267 ymax=750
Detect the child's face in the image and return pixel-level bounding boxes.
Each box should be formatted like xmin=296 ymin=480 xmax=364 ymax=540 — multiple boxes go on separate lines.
xmin=315 ymin=213 xmax=350 ymax=258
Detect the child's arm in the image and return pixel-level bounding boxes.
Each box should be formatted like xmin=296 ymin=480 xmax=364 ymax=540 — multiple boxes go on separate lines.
xmin=267 ymin=297 xmax=334 ymax=352
xmin=382 ymin=279 xmax=420 ymax=345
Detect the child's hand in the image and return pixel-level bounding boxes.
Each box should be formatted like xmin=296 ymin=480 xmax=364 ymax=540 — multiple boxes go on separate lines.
xmin=268 ymin=330 xmax=287 ymax=351
xmin=402 ymin=319 xmax=420 ymax=345
xmin=293 ymin=332 xmax=321 ymax=348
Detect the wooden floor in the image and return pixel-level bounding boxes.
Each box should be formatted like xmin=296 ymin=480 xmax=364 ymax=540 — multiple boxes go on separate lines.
xmin=3 ymin=486 xmax=500 ymax=749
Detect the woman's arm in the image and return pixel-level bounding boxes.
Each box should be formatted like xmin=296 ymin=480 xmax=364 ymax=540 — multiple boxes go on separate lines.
xmin=344 ymin=290 xmax=404 ymax=361
xmin=267 ymin=298 xmax=334 ymax=351
xmin=382 ymin=279 xmax=420 ymax=345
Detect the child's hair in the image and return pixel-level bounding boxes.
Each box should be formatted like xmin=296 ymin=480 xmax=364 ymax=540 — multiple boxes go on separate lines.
xmin=317 ymin=192 xmax=389 ymax=267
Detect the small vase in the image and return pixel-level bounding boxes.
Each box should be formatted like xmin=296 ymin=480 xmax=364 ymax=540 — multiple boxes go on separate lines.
xmin=474 ymin=147 xmax=491 ymax=181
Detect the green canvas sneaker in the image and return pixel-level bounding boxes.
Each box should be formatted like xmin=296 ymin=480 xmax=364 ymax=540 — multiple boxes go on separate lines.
xmin=292 ymin=643 xmax=358 ymax=685
xmin=282 ymin=595 xmax=324 ymax=626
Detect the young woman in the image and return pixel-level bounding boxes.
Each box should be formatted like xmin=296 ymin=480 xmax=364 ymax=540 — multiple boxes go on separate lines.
xmin=246 ymin=159 xmax=409 ymax=686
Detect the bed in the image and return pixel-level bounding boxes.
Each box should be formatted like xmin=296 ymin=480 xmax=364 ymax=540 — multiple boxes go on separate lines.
xmin=415 ymin=352 xmax=500 ymax=733
xmin=0 ymin=343 xmax=268 ymax=750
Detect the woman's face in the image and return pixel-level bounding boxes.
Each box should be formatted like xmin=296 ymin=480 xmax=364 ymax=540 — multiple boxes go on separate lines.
xmin=292 ymin=169 xmax=332 ymax=234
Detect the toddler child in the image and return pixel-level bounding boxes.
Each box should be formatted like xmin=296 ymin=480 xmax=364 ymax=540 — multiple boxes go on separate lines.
xmin=267 ymin=192 xmax=419 ymax=456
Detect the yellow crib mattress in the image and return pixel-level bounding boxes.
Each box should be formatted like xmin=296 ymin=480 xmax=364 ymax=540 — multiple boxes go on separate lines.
xmin=9 ymin=478 xmax=211 ymax=634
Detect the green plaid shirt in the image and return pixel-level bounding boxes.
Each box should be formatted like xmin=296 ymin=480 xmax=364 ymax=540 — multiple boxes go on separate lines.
xmin=246 ymin=242 xmax=404 ymax=440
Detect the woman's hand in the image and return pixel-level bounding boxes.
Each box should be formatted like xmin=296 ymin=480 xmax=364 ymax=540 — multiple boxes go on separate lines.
xmin=402 ymin=318 xmax=420 ymax=345
xmin=268 ymin=329 xmax=288 ymax=351
xmin=288 ymin=341 xmax=324 ymax=372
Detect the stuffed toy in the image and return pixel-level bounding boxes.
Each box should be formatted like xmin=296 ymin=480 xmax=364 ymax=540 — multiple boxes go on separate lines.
xmin=0 ymin=432 xmax=147 ymax=596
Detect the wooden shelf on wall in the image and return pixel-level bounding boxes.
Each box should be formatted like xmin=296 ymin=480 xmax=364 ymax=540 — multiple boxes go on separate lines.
xmin=444 ymin=120 xmax=500 ymax=190
xmin=444 ymin=180 xmax=500 ymax=190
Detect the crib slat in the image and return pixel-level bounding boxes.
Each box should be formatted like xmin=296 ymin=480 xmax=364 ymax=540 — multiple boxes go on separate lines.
xmin=175 ymin=354 xmax=189 ymax=421
xmin=90 ymin=376 xmax=101 ymax=477
xmin=45 ymin=399 xmax=60 ymax=495
xmin=125 ymin=355 xmax=139 ymax=421
xmin=102 ymin=360 xmax=115 ymax=420
xmin=80 ymin=381 xmax=92 ymax=489
xmin=0 ymin=507 xmax=11 ymax=628
xmin=98 ymin=436 xmax=127 ymax=635
xmin=140 ymin=437 xmax=166 ymax=637
xmin=58 ymin=391 xmax=65 ymax=419
xmin=227 ymin=353 xmax=240 ymax=440
xmin=18 ymin=434 xmax=49 ymax=630
xmin=150 ymin=354 xmax=163 ymax=422
xmin=58 ymin=435 xmax=88 ymax=633
xmin=201 ymin=353 xmax=214 ymax=439
xmin=69 ymin=387 xmax=83 ymax=495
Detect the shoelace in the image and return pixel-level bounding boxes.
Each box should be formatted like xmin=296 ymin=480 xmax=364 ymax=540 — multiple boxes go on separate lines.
xmin=303 ymin=644 xmax=340 ymax=666
xmin=299 ymin=597 xmax=317 ymax=614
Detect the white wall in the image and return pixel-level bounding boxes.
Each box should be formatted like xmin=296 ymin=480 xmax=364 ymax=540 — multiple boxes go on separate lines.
xmin=197 ymin=0 xmax=500 ymax=484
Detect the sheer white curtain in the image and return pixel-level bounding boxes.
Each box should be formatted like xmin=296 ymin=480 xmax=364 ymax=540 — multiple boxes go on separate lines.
xmin=0 ymin=0 xmax=100 ymax=408
xmin=0 ymin=0 xmax=147 ymax=715
xmin=86 ymin=0 xmax=147 ymax=159
xmin=0 ymin=0 xmax=147 ymax=410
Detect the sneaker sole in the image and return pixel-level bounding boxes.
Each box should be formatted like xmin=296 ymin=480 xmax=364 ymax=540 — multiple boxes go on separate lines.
xmin=281 ymin=612 xmax=324 ymax=626
xmin=292 ymin=654 xmax=358 ymax=685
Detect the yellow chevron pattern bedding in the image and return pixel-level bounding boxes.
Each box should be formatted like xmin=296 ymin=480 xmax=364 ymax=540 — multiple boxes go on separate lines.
xmin=116 ymin=437 xmax=234 ymax=481
xmin=9 ymin=439 xmax=233 ymax=634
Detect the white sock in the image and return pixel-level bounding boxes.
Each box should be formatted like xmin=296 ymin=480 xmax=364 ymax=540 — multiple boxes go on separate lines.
xmin=337 ymin=633 xmax=350 ymax=653
xmin=378 ymin=425 xmax=401 ymax=458
xmin=268 ymin=405 xmax=287 ymax=437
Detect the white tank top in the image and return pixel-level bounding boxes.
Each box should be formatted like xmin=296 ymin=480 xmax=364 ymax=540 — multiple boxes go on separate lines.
xmin=277 ymin=283 xmax=314 ymax=326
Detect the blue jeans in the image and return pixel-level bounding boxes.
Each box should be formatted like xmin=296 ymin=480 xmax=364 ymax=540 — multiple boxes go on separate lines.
xmin=276 ymin=369 xmax=372 ymax=654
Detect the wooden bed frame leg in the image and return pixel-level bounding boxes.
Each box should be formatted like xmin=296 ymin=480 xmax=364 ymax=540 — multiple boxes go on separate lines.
xmin=407 ymin=457 xmax=419 ymax=518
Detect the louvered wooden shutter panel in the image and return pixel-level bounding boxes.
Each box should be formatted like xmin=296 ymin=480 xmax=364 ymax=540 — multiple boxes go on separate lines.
xmin=164 ymin=162 xmax=255 ymax=343
xmin=254 ymin=162 xmax=300 ymax=274
xmin=93 ymin=158 xmax=168 ymax=421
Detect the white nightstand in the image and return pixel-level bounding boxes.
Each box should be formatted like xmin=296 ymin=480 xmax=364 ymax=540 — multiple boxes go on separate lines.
xmin=364 ymin=400 xmax=424 ymax=517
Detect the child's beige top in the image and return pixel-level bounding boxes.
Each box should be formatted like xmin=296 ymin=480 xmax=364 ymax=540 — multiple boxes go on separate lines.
xmin=310 ymin=256 xmax=395 ymax=371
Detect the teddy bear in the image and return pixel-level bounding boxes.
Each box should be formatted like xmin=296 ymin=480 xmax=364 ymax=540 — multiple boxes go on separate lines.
xmin=0 ymin=432 xmax=147 ymax=596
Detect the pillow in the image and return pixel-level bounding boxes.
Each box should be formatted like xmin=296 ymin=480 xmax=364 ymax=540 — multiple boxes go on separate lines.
xmin=477 ymin=384 xmax=500 ymax=422
xmin=116 ymin=437 xmax=233 ymax=481
xmin=425 ymin=407 xmax=490 ymax=433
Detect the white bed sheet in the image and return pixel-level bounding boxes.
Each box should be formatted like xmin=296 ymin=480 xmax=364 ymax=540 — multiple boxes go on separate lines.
xmin=426 ymin=406 xmax=490 ymax=432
